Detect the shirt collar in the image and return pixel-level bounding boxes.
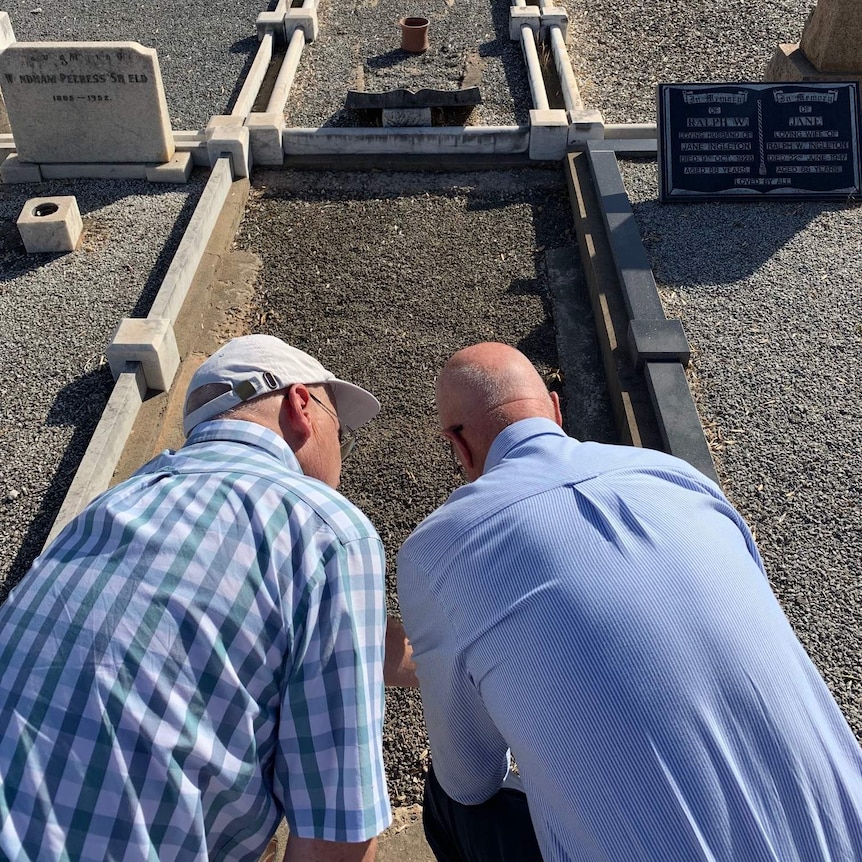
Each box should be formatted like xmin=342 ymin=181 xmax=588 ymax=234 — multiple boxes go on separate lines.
xmin=184 ymin=419 xmax=303 ymax=473
xmin=484 ymin=417 xmax=569 ymax=472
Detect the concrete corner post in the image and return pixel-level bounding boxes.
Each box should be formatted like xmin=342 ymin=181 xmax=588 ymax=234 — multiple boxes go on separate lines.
xmin=107 ymin=318 xmax=180 ymax=393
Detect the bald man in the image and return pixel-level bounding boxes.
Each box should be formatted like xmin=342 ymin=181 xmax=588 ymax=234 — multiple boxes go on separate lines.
xmin=397 ymin=343 xmax=862 ymax=862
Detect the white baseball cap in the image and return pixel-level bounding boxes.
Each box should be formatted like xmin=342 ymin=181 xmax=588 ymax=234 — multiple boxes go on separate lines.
xmin=183 ymin=334 xmax=380 ymax=437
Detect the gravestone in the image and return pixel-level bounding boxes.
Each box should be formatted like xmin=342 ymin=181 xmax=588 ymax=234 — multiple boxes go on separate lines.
xmin=0 ymin=42 xmax=174 ymax=164
xmin=766 ymin=0 xmax=862 ymax=93
xmin=657 ymin=82 xmax=861 ymax=201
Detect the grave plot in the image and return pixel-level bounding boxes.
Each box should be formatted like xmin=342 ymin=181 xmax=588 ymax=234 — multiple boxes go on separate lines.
xmin=233 ymin=166 xmax=615 ymax=806
xmin=283 ymin=0 xmax=531 ymax=128
xmin=0 ymin=0 xmax=859 ymax=846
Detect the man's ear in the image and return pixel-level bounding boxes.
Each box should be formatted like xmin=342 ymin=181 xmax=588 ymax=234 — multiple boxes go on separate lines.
xmin=279 ymin=384 xmax=313 ymax=446
xmin=550 ymin=391 xmax=563 ymax=429
xmin=448 ymin=428 xmax=475 ymax=476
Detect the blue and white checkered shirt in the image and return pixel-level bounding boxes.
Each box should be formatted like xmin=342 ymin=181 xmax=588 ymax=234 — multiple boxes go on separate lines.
xmin=0 ymin=420 xmax=391 ymax=861
xmin=398 ymin=418 xmax=862 ymax=862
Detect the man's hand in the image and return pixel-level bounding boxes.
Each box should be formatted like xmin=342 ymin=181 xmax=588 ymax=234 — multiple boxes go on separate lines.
xmin=284 ymin=836 xmax=376 ymax=862
xmin=384 ymin=618 xmax=419 ymax=688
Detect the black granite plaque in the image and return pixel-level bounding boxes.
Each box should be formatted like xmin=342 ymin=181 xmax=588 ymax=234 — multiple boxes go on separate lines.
xmin=658 ymin=82 xmax=861 ymax=202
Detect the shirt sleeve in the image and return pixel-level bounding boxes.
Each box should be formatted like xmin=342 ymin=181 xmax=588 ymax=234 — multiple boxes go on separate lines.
xmin=275 ymin=528 xmax=391 ymax=842
xmin=397 ymin=551 xmax=509 ymax=805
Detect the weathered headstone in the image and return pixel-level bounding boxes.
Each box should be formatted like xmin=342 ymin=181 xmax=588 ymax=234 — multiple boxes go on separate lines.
xmin=0 ymin=42 xmax=174 ymax=164
xmin=766 ymin=0 xmax=862 ymax=91
xmin=800 ymin=0 xmax=862 ymax=74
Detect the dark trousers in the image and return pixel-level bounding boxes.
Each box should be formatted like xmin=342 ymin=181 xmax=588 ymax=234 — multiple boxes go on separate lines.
xmin=422 ymin=763 xmax=543 ymax=862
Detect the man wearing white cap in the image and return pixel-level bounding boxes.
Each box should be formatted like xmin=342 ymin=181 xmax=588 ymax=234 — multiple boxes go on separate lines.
xmin=0 ymin=335 xmax=412 ymax=862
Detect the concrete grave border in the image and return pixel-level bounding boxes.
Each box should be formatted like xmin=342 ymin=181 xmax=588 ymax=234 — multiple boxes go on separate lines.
xmin=564 ymin=143 xmax=718 ymax=483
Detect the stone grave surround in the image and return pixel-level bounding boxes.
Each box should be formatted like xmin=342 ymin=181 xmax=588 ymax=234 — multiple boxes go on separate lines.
xmin=765 ymin=0 xmax=862 ymax=98
xmin=0 ymin=39 xmax=190 ymax=182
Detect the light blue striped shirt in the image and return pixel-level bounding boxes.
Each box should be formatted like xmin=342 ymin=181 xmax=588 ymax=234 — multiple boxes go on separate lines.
xmin=398 ymin=418 xmax=862 ymax=862
xmin=0 ymin=420 xmax=391 ymax=861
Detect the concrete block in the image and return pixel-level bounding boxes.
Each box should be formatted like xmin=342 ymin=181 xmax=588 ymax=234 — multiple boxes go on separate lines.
xmin=628 ymin=319 xmax=691 ymax=368
xmin=644 ymin=362 xmax=718 ymax=484
xmin=39 ymin=163 xmax=147 ymax=180
xmin=282 ymin=126 xmax=530 ymax=156
xmin=586 ymin=142 xmax=666 ymax=321
xmin=567 ymin=109 xmax=605 ymax=145
xmin=206 ymin=115 xmax=239 ymax=133
xmin=541 ymin=6 xmax=569 ymax=40
xmin=285 ymin=8 xmax=318 ymax=41
xmin=382 ymin=107 xmax=432 ymax=127
xmin=146 ymin=151 xmax=193 ymax=183
xmin=764 ymin=43 xmax=862 ymax=100
xmin=0 ymin=153 xmax=42 ymax=183
xmin=17 ymin=196 xmax=82 ymax=253
xmin=107 ymin=318 xmax=180 ymax=392
xmin=206 ymin=116 xmax=251 ymax=178
xmin=529 ymin=108 xmax=569 ymax=160
xmin=0 ymin=11 xmax=16 ymax=50
xmin=509 ymin=6 xmax=541 ymax=40
xmin=256 ymin=11 xmax=286 ymax=42
xmin=174 ymin=134 xmax=210 ymax=167
xmin=245 ymin=112 xmax=285 ymax=166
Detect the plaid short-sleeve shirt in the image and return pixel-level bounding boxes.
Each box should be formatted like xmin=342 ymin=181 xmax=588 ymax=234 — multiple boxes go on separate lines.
xmin=0 ymin=420 xmax=391 ymax=861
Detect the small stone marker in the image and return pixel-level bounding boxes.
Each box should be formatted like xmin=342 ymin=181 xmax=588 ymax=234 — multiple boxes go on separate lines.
xmin=0 ymin=42 xmax=174 ymax=164
xmin=382 ymin=108 xmax=432 ymax=127
xmin=17 ymin=196 xmax=83 ymax=253
xmin=657 ymin=82 xmax=862 ymax=201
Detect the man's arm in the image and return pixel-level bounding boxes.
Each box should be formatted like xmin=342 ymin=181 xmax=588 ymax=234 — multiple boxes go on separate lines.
xmin=284 ymin=836 xmax=376 ymax=862
xmin=384 ymin=618 xmax=418 ymax=687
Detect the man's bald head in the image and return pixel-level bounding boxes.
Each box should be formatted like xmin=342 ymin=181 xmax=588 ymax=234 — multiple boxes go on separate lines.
xmin=436 ymin=343 xmax=561 ymax=480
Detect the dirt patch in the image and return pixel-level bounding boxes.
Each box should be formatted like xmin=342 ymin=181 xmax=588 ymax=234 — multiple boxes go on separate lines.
xmin=235 ymin=166 xmax=610 ymax=805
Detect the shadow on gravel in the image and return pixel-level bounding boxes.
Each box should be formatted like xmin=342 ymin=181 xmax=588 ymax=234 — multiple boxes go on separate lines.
xmin=366 ymin=49 xmax=416 ymax=72
xmin=633 ymin=199 xmax=853 ymax=287
xmin=1 ymin=368 xmax=114 ymax=602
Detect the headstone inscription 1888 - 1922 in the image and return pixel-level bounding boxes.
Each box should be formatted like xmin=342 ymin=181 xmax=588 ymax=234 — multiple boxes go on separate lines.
xmin=0 ymin=42 xmax=174 ymax=164
xmin=657 ymin=82 xmax=861 ymax=202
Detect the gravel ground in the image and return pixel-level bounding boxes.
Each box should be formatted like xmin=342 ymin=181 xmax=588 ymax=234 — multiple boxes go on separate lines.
xmin=235 ymin=167 xmax=609 ymax=805
xmin=285 ymin=0 xmax=530 ymax=127
xmin=0 ymin=175 xmax=205 ymax=599
xmin=621 ymin=160 xmax=862 ymax=740
xmin=1 ymin=0 xmax=265 ymax=128
xmin=568 ymin=0 xmax=815 ymax=123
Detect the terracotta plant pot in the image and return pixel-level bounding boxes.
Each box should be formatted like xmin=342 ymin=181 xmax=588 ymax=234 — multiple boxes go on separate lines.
xmin=399 ymin=16 xmax=429 ymax=53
